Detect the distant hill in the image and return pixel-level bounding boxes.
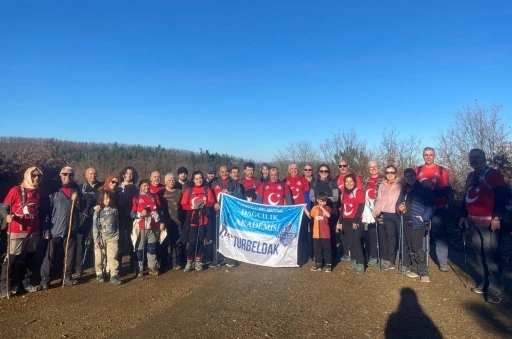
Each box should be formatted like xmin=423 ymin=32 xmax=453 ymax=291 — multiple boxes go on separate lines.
xmin=0 ymin=136 xmax=255 ymax=198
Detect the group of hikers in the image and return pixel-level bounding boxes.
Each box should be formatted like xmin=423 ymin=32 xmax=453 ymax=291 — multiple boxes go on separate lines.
xmin=0 ymin=147 xmax=507 ymax=304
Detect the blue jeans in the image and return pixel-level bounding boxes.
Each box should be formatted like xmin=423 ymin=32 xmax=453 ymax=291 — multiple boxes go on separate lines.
xmin=469 ymin=221 xmax=502 ymax=294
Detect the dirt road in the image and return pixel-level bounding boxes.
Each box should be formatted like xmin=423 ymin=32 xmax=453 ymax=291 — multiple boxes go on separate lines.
xmin=0 ymin=250 xmax=511 ymax=339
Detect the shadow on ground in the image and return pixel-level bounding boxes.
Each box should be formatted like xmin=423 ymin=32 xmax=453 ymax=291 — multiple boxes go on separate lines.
xmin=385 ymin=287 xmax=442 ymax=339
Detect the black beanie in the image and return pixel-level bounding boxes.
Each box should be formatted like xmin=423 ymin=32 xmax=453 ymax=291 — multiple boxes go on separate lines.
xmin=177 ymin=167 xmax=188 ymax=175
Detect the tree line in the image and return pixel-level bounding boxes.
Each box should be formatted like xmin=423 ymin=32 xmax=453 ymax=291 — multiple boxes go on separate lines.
xmin=272 ymin=102 xmax=511 ymax=196
xmin=0 ymin=101 xmax=509 ymax=199
xmin=0 ymin=138 xmax=253 ymax=198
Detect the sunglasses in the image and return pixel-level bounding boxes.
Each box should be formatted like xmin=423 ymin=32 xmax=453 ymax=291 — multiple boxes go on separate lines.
xmin=338 ymin=165 xmax=348 ymax=168
xmin=385 ymin=171 xmax=397 ymax=175
xmin=61 ymin=173 xmax=74 ymax=177
xmin=303 ymin=169 xmax=312 ymax=171
xmin=319 ymin=170 xmax=329 ymax=173
xmin=111 ymin=180 xmax=119 ymax=185
xmin=32 ymin=174 xmax=42 ymax=178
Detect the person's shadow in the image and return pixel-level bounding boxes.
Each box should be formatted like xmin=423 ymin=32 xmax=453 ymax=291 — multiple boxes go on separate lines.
xmin=385 ymin=287 xmax=442 ymax=339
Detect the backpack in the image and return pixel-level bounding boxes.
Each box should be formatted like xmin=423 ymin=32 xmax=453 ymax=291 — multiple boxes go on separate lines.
xmin=465 ymin=167 xmax=492 ymax=190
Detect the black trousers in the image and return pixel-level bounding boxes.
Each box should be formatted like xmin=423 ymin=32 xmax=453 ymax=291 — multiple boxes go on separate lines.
xmin=313 ymin=238 xmax=332 ymax=265
xmin=297 ymin=214 xmax=310 ymax=265
xmin=186 ymin=226 xmax=205 ymax=261
xmin=364 ymin=223 xmax=378 ymax=260
xmin=404 ymin=223 xmax=428 ymax=276
xmin=343 ymin=220 xmax=364 ymax=264
xmin=41 ymin=235 xmax=77 ymax=283
xmin=381 ymin=214 xmax=400 ymax=264
xmin=75 ymin=227 xmax=93 ymax=274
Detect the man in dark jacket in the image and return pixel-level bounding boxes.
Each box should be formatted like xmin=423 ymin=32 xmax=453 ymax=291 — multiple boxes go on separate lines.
xmin=75 ymin=167 xmax=102 ymax=277
xmin=40 ymin=166 xmax=82 ymax=288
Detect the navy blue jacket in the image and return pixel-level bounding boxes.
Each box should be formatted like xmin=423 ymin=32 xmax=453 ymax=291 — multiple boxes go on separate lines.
xmin=396 ymin=181 xmax=435 ymax=229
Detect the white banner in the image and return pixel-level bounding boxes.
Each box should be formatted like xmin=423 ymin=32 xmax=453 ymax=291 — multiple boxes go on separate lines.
xmin=218 ymin=194 xmax=304 ymax=267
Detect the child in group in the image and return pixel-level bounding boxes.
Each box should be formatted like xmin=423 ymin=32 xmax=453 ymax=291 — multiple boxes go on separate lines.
xmin=305 ymin=192 xmax=332 ymax=272
xmin=93 ymin=189 xmax=121 ymax=285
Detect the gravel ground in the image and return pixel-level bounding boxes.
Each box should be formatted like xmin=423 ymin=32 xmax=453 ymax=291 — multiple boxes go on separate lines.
xmin=0 ymin=235 xmax=511 ymax=339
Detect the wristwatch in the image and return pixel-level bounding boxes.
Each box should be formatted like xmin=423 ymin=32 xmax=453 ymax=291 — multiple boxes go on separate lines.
xmin=493 ymin=217 xmax=501 ymax=221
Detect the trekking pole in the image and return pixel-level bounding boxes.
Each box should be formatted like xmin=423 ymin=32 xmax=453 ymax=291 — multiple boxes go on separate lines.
xmin=462 ymin=221 xmax=469 ymax=289
xmin=399 ymin=214 xmax=404 ymax=278
xmin=62 ymin=194 xmax=77 ymax=287
xmin=375 ymin=222 xmax=381 ymax=271
xmin=194 ymin=209 xmax=201 ymax=268
xmin=5 ymin=199 xmax=14 ymax=299
xmin=425 ymin=221 xmax=431 ymax=269
xmin=141 ymin=216 xmax=149 ymax=280
xmin=214 ymin=215 xmax=220 ymax=267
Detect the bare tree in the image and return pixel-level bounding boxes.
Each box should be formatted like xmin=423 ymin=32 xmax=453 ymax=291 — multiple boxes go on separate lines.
xmin=318 ymin=129 xmax=372 ymax=176
xmin=273 ymin=139 xmax=321 ymax=174
xmin=436 ymin=102 xmax=509 ymax=193
xmin=376 ymin=127 xmax=423 ymax=172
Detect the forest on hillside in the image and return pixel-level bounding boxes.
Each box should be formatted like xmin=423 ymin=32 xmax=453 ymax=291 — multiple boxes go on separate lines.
xmin=1 ymin=102 xmax=511 ymax=199
xmin=0 ymin=137 xmax=253 ymax=198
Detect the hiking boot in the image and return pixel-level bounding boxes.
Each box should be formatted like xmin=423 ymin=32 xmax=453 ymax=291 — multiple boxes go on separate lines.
xmin=63 ymin=279 xmax=78 ymax=286
xmin=486 ymin=290 xmax=502 ymax=304
xmin=96 ymin=275 xmax=105 ymax=283
xmin=310 ymin=263 xmax=322 ymax=272
xmin=355 ymin=263 xmax=365 ymax=275
xmin=184 ymin=262 xmax=194 ymax=272
xmin=110 ymin=276 xmax=122 ymax=285
xmin=40 ymin=282 xmax=50 ymax=290
xmin=348 ymin=260 xmax=357 ymax=269
xmin=174 ymin=265 xmax=183 ymax=270
xmin=398 ymin=266 xmax=410 ymax=274
xmin=148 ymin=268 xmax=159 ymax=276
xmin=471 ymin=285 xmax=487 ymax=295
xmin=420 ymin=275 xmax=430 ymax=283
xmin=24 ymin=284 xmax=41 ymax=293
xmin=381 ymin=260 xmax=394 ymax=271
xmin=324 ymin=264 xmax=332 ymax=273
xmin=195 ymin=261 xmax=204 ymax=271
xmin=340 ymin=255 xmax=351 ymax=262
xmin=439 ymin=264 xmax=449 ymax=272
xmin=406 ymin=271 xmax=419 ymax=278
xmin=367 ymin=257 xmax=378 ymax=267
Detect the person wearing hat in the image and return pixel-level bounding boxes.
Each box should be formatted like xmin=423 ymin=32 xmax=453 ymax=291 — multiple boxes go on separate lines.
xmin=176 ymin=167 xmax=190 ymax=190
xmin=206 ymin=166 xmax=217 ymax=184
xmin=41 ymin=166 xmax=82 ymax=289
xmin=396 ymin=168 xmax=435 ymax=283
xmin=1 ymin=167 xmax=44 ymax=298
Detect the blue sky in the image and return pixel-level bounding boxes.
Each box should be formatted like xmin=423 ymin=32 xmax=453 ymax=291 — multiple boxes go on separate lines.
xmin=1 ymin=1 xmax=511 ymax=161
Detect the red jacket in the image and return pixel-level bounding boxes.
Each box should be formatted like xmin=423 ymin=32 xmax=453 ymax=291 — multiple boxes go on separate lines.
xmin=181 ymin=185 xmax=215 ymax=226
xmin=131 ymin=193 xmax=162 ymax=230
xmin=4 ymin=186 xmax=41 ymax=234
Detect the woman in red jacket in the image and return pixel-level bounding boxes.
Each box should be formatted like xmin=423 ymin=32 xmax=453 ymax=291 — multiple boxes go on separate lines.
xmin=337 ymin=174 xmax=366 ymax=275
xmin=130 ymin=179 xmax=165 ymax=277
xmin=180 ymin=171 xmax=215 ymax=272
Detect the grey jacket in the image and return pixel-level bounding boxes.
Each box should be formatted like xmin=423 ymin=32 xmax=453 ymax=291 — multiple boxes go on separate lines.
xmin=43 ymin=188 xmax=82 ymax=238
